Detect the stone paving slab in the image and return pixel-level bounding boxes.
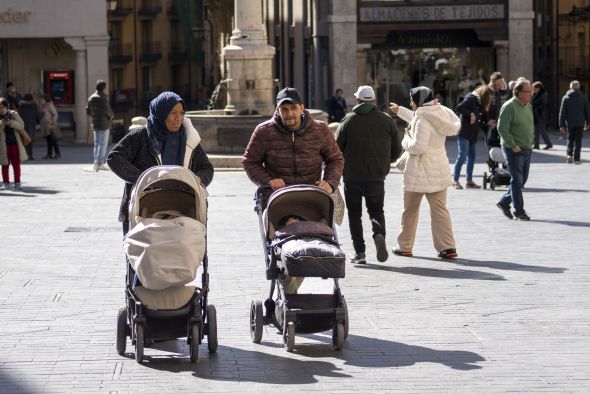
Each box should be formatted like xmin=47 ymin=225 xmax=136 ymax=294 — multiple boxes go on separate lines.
xmin=0 ymin=132 xmax=589 ymax=393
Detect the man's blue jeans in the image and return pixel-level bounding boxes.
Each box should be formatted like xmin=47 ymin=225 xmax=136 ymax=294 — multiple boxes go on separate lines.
xmin=499 ymin=148 xmax=531 ymax=216
xmin=453 ymin=135 xmax=477 ymax=182
xmin=93 ymin=129 xmax=110 ymax=166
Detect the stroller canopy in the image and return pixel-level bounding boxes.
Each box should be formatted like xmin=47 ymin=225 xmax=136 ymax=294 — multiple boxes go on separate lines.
xmin=264 ymin=185 xmax=334 ymax=240
xmin=128 ymin=165 xmax=208 ymax=228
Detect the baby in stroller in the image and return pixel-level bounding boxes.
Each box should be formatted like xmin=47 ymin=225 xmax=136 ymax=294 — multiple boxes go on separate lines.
xmin=483 ymin=125 xmax=511 ymax=190
xmin=116 ymin=165 xmax=217 ymax=363
xmin=250 ymin=184 xmax=348 ymax=351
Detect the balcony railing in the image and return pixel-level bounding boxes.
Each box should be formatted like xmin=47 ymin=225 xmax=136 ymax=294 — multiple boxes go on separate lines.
xmin=139 ymin=0 xmax=162 ymax=18
xmin=108 ymin=0 xmax=133 ymax=18
xmin=109 ymin=43 xmax=133 ymax=64
xmin=169 ymin=42 xmax=188 ymax=63
xmin=140 ymin=41 xmax=162 ymax=63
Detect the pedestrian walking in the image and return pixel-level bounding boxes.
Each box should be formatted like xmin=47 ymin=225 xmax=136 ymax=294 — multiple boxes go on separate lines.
xmin=1 ymin=97 xmax=30 ymax=190
xmin=532 ymin=81 xmax=552 ymax=150
xmin=336 ymin=85 xmax=402 ymax=264
xmin=558 ymin=80 xmax=590 ymax=164
xmin=328 ymin=88 xmax=347 ymax=123
xmin=242 ymin=87 xmax=344 ymax=292
xmin=107 ymin=91 xmax=214 ymax=235
xmin=4 ymin=82 xmax=22 ymax=111
xmin=40 ymin=95 xmax=61 ymax=159
xmin=495 ymin=79 xmax=535 ymax=221
xmin=389 ymin=86 xmax=460 ymax=259
xmin=86 ymin=80 xmax=114 ymax=171
xmin=452 ymin=84 xmax=494 ymax=189
xmin=17 ymin=93 xmax=41 ymax=160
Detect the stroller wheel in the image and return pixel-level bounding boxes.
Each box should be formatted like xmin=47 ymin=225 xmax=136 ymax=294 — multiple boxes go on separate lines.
xmin=206 ymin=305 xmax=218 ymax=353
xmin=190 ymin=323 xmax=200 ymax=363
xmin=342 ymin=298 xmax=349 ymax=341
xmin=283 ymin=322 xmax=295 ymax=352
xmin=134 ymin=323 xmax=144 ymax=363
xmin=116 ymin=306 xmax=127 ymax=355
xmin=250 ymin=300 xmax=264 ymax=343
xmin=482 ymin=172 xmax=488 ymax=189
xmin=332 ymin=322 xmax=345 ymax=351
xmin=490 ymin=179 xmax=496 ymax=190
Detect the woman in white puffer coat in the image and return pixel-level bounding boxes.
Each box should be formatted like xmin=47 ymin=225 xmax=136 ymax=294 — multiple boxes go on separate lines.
xmin=389 ymin=86 xmax=461 ymax=259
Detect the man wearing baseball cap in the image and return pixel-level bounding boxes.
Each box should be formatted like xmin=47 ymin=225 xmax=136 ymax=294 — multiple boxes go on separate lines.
xmin=336 ymin=85 xmax=402 ymax=264
xmin=242 ymin=87 xmax=344 ymax=293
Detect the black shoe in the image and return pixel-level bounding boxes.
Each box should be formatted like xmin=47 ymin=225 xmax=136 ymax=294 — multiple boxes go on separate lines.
xmin=513 ymin=212 xmax=531 ymax=221
xmin=350 ymin=253 xmax=366 ymax=264
xmin=392 ymin=247 xmax=413 ymax=257
xmin=496 ymin=202 xmax=513 ymax=220
xmin=533 ymin=145 xmax=540 ymax=149
xmin=542 ymin=145 xmax=552 ymax=150
xmin=374 ymin=234 xmax=388 ymax=262
xmin=438 ymin=248 xmax=458 ymax=259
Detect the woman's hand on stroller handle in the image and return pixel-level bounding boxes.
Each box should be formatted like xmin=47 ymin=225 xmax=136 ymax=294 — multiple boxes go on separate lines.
xmin=268 ymin=178 xmax=286 ymax=191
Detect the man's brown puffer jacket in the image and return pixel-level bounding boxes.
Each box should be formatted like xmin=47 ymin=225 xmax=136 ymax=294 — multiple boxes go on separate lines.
xmin=242 ymin=110 xmax=343 ymax=190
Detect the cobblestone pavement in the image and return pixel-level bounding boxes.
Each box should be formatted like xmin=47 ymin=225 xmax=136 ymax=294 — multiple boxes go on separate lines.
xmin=1 ymin=133 xmax=589 ymax=393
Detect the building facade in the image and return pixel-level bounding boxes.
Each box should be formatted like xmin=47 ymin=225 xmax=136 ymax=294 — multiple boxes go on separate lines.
xmin=0 ymin=0 xmax=109 ymax=143
xmin=264 ymin=0 xmax=535 ymax=113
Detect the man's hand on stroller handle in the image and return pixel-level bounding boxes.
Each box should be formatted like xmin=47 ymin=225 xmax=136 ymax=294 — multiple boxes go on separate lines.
xmin=315 ymin=180 xmax=333 ymax=193
xmin=268 ymin=178 xmax=286 ymax=191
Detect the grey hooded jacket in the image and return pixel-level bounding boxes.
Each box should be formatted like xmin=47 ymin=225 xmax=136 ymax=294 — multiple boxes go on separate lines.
xmin=558 ymin=89 xmax=590 ymax=128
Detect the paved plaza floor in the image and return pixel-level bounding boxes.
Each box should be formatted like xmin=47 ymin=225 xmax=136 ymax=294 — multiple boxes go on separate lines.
xmin=1 ymin=133 xmax=589 ymax=393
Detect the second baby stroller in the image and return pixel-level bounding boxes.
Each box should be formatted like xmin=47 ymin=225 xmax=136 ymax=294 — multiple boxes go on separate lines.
xmin=250 ymin=185 xmax=348 ymax=351
xmin=482 ymin=125 xmax=511 ymax=190
xmin=116 ymin=165 xmax=217 ymax=363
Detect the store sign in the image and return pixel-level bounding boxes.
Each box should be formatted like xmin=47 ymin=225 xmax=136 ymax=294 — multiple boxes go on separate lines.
xmin=360 ymin=4 xmax=504 ymax=22
xmin=381 ymin=29 xmax=490 ymax=48
xmin=0 ymin=8 xmax=32 ymax=23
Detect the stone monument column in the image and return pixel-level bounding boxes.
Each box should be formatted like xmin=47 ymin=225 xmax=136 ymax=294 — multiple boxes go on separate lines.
xmin=328 ymin=0 xmax=357 ymax=107
xmin=222 ymin=0 xmax=275 ymax=115
xmin=508 ymin=1 xmax=534 ymax=80
xmin=64 ymin=37 xmax=89 ymax=144
xmin=493 ymin=40 xmax=510 ymax=78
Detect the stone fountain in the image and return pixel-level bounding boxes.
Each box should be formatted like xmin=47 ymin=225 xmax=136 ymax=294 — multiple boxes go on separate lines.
xmin=186 ymin=0 xmax=326 ymax=155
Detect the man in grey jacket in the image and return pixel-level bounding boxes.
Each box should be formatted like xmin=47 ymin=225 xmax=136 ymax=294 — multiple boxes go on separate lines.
xmin=336 ymin=85 xmax=402 ymax=264
xmin=86 ymin=80 xmax=114 ymax=171
xmin=558 ymin=80 xmax=590 ymax=164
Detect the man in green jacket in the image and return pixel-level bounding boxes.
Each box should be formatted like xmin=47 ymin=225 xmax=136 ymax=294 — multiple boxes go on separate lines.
xmin=336 ymin=85 xmax=402 ymax=264
xmin=496 ymin=79 xmax=535 ymax=221
xmin=86 ymin=80 xmax=113 ymax=171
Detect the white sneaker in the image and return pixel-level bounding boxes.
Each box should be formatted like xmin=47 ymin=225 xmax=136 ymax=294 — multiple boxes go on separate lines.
xmin=93 ymin=164 xmax=99 ymax=172
xmin=98 ymin=164 xmax=110 ymax=171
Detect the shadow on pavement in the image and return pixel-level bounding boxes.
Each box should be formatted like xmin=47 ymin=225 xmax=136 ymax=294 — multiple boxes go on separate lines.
xmin=0 ymin=370 xmax=37 ymax=394
xmin=135 ymin=332 xmax=484 ymax=382
xmin=0 ymin=187 xmax=60 ymax=196
xmin=298 ymin=334 xmax=485 ymax=371
xmin=421 ymin=257 xmax=566 ymax=273
xmin=522 ymin=187 xmax=589 ymax=193
xmin=355 ymin=263 xmax=505 ymax=281
xmin=532 ymin=218 xmax=590 ymax=227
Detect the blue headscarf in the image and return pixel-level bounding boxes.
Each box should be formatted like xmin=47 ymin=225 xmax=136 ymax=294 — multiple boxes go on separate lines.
xmin=146 ymin=91 xmax=186 ymax=165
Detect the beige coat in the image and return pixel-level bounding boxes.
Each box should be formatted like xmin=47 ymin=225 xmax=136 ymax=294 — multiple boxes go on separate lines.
xmin=40 ymin=101 xmax=59 ymax=137
xmin=396 ymin=104 xmax=460 ymax=193
xmin=0 ymin=110 xmax=27 ymax=165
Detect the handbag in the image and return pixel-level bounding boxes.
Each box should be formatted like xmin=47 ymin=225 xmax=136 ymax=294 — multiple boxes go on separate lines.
xmin=393 ymin=151 xmax=409 ymax=172
xmin=331 ymin=186 xmax=345 ymax=226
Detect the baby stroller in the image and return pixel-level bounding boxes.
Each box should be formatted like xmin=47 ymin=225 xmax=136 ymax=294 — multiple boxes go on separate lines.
xmin=482 ymin=125 xmax=511 ymax=190
xmin=116 ymin=166 xmax=217 ymax=363
xmin=250 ymin=185 xmax=348 ymax=351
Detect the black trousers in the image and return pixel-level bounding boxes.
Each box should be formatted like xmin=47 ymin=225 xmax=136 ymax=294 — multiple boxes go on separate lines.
xmin=45 ymin=135 xmax=60 ymax=157
xmin=567 ymin=127 xmax=584 ymax=161
xmin=344 ymin=180 xmax=386 ymax=254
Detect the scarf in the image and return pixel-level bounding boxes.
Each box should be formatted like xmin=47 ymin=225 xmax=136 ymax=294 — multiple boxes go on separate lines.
xmin=146 ymin=91 xmax=186 ymax=165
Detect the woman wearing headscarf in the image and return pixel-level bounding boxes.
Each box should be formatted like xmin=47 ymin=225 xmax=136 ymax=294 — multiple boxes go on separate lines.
xmin=108 ymin=91 xmax=214 ymax=233
xmin=389 ymin=87 xmax=461 ymax=259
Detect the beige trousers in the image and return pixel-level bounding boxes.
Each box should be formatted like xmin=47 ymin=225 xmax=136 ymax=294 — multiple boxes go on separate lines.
xmin=282 ymin=276 xmax=304 ymax=294
xmin=396 ymin=189 xmax=456 ymax=253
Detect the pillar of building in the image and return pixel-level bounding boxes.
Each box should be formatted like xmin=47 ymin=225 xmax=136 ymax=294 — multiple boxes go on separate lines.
xmin=64 ymin=37 xmax=89 ymax=144
xmin=493 ymin=40 xmax=510 ymax=78
xmin=328 ymin=0 xmax=357 ymax=107
xmin=508 ymin=1 xmax=535 ymax=80
xmin=222 ymin=0 xmax=275 ymax=115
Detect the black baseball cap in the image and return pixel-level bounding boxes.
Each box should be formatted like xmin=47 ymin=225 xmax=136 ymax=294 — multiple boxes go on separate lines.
xmin=276 ymin=87 xmax=302 ymax=106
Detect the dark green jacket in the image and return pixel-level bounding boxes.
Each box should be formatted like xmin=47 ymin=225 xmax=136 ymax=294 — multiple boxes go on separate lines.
xmin=86 ymin=91 xmax=113 ymax=130
xmin=336 ymin=102 xmax=402 ymax=182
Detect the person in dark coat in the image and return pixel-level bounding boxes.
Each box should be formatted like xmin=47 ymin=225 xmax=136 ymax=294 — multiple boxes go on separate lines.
xmin=532 ymin=81 xmax=552 ymax=150
xmin=107 ymin=91 xmax=214 ymax=234
xmin=17 ymin=94 xmax=41 ymax=160
xmin=558 ymin=80 xmax=590 ymax=164
xmin=336 ymin=85 xmax=402 ymax=264
xmin=452 ymin=84 xmax=493 ymax=189
xmin=328 ymin=88 xmax=347 ymax=122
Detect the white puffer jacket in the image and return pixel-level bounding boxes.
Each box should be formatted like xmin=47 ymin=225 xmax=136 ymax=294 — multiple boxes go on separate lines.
xmin=396 ymin=104 xmax=460 ymax=193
